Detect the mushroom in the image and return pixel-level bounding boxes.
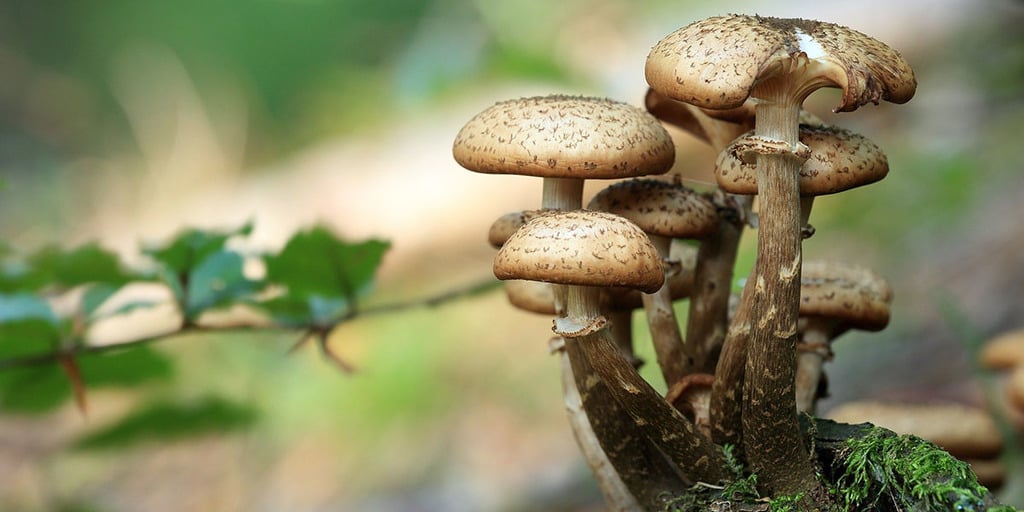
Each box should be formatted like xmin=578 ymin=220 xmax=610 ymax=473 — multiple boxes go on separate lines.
xmin=978 ymin=328 xmax=1024 ymax=431
xmin=716 ymin=123 xmax=889 ymax=236
xmin=794 ymin=261 xmax=893 ymax=414
xmin=494 ymin=210 xmax=726 ymax=488
xmin=487 ymin=209 xmax=550 ymax=249
xmin=588 ymin=178 xmax=718 ymax=387
xmin=453 ymin=95 xmax=675 ymax=212
xmin=646 ymin=15 xmax=916 ymax=493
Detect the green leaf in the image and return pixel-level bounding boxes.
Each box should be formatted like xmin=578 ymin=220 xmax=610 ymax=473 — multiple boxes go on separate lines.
xmin=184 ymin=250 xmax=262 ymax=321
xmin=0 ymin=293 xmax=60 ymax=359
xmin=30 ymin=243 xmax=134 ymax=289
xmin=144 ymin=222 xmax=253 ymax=275
xmin=143 ymin=223 xmax=254 ymax=315
xmin=73 ymin=395 xmax=259 ymax=450
xmin=0 ymin=365 xmax=70 ymax=412
xmin=79 ymin=345 xmax=174 ymax=387
xmin=0 ymin=346 xmax=174 ymax=414
xmin=262 ymin=226 xmax=389 ymax=327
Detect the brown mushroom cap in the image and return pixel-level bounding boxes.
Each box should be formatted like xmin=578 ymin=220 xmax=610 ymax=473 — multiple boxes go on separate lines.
xmin=800 ymin=260 xmax=892 ymax=331
xmin=504 ymin=280 xmax=557 ymax=315
xmin=716 ymin=124 xmax=888 ymax=196
xmin=605 ymin=243 xmax=698 ymax=310
xmin=453 ymin=95 xmax=676 ymax=179
xmin=493 ymin=210 xmax=665 ymax=293
xmin=587 ymin=179 xmax=719 ymax=239
xmin=827 ymin=401 xmax=1003 ymax=459
xmin=980 ymin=328 xmax=1024 ymax=370
xmin=488 ymin=209 xmax=551 ymax=249
xmin=645 ymin=15 xmax=917 ymax=113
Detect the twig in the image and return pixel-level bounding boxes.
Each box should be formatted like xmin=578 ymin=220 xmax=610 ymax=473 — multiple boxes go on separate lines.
xmin=0 ymin=278 xmax=502 ymax=371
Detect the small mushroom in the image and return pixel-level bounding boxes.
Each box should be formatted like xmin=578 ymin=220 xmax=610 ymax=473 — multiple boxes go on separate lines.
xmin=794 ymin=261 xmax=892 ymax=413
xmin=588 ymin=178 xmax=718 ymax=386
xmin=494 ymin=210 xmax=725 ymax=487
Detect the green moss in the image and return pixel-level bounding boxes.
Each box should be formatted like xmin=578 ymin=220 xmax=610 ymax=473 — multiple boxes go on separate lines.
xmin=835 ymin=429 xmax=995 ymax=511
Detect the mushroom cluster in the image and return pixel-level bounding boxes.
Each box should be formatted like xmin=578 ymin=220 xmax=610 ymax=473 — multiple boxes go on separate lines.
xmin=450 ymin=13 xmax=951 ymax=510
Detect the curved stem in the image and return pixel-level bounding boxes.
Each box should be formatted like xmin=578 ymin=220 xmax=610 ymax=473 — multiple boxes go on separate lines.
xmin=557 ymin=342 xmax=645 ymax=511
xmin=564 ymin=285 xmax=726 ymax=486
xmin=641 ymin=235 xmax=687 ymax=387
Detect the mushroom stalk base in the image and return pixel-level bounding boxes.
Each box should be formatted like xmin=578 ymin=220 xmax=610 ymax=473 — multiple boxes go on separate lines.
xmin=562 ymin=285 xmax=726 ymax=487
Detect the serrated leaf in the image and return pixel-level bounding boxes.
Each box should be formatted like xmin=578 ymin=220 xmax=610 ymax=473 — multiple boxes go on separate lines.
xmin=184 ymin=250 xmax=262 ymax=321
xmin=73 ymin=395 xmax=258 ymax=450
xmin=262 ymin=226 xmax=389 ymax=327
xmin=30 ymin=244 xmax=134 ymax=289
xmin=144 ymin=222 xmax=253 ymax=275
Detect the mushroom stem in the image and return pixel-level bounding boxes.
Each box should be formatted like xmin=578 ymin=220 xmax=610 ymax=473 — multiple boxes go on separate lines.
xmin=738 ymin=81 xmax=820 ymax=495
xmin=562 ymin=284 xmax=727 ymax=486
xmin=710 ymin=280 xmax=754 ymax=458
xmin=542 ymin=177 xmax=584 ymax=211
xmin=794 ymin=317 xmax=835 ymax=414
xmin=800 ymin=196 xmax=815 ymax=238
xmin=555 ymin=340 xmax=645 ymax=511
xmin=640 ymin=234 xmax=688 ymax=386
xmin=606 ymin=309 xmax=640 ymax=367
xmin=684 ymin=193 xmax=748 ymax=375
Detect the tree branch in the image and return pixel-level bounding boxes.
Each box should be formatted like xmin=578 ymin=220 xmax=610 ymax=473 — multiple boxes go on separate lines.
xmin=0 ymin=278 xmax=502 ymax=371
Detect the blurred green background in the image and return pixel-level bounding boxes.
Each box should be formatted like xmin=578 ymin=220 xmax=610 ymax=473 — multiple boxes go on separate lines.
xmin=0 ymin=0 xmax=1022 ymax=510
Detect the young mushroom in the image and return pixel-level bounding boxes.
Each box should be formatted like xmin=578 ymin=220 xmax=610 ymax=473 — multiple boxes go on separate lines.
xmin=588 ymin=178 xmax=718 ymax=387
xmin=794 ymin=261 xmax=893 ymax=414
xmin=493 ymin=210 xmax=726 ymax=490
xmin=646 ymin=14 xmax=916 ymax=495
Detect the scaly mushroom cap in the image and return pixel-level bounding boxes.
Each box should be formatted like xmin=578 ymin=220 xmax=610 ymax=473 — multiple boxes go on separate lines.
xmin=587 ymin=179 xmax=719 ymax=239
xmin=488 ymin=209 xmax=551 ymax=249
xmin=827 ymin=401 xmax=1003 ymax=459
xmin=800 ymin=260 xmax=892 ymax=331
xmin=453 ymin=95 xmax=676 ymax=179
xmin=716 ymin=124 xmax=888 ymax=196
xmin=606 ymin=242 xmax=698 ymax=310
xmin=493 ymin=210 xmax=665 ymax=293
xmin=645 ymin=15 xmax=917 ymax=112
